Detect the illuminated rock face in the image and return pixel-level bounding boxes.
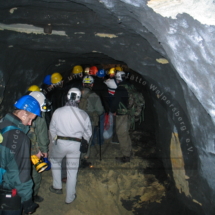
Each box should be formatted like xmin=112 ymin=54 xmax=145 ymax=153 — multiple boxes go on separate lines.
xmin=147 ymin=0 xmax=215 ymax=26
xmin=0 ymin=0 xmax=214 ymax=214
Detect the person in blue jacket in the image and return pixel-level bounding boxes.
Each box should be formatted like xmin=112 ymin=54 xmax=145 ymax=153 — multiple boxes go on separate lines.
xmin=0 ymin=95 xmax=40 ymax=215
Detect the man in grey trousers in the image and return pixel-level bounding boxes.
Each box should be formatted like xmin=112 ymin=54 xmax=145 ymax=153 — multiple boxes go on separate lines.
xmin=49 ymin=87 xmax=92 ymax=204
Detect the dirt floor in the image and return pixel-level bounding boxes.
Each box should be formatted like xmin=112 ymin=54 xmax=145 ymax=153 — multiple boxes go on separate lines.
xmin=33 ymin=128 xmax=198 ymax=215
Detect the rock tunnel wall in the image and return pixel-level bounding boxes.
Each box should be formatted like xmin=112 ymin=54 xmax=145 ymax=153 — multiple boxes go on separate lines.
xmin=0 ymin=0 xmax=215 ymax=214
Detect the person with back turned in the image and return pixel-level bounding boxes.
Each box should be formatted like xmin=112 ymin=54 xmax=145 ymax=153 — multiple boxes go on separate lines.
xmin=79 ymin=75 xmax=104 ymax=165
xmin=110 ymin=71 xmax=132 ymax=163
xmin=49 ymin=87 xmax=92 ymax=204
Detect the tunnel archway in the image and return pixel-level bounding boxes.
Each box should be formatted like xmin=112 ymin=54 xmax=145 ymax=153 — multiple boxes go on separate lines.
xmin=0 ymin=1 xmax=215 ymax=214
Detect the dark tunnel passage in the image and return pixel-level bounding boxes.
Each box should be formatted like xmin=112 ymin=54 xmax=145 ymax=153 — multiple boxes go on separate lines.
xmin=40 ymin=60 xmax=202 ymax=215
xmin=0 ymin=0 xmax=215 ymax=215
xmin=0 ymin=49 xmax=204 ymax=215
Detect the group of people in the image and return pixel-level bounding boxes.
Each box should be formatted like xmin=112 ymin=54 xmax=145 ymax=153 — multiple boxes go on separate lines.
xmin=0 ymin=64 xmax=135 ymax=214
xmin=41 ymin=65 xmax=133 ymax=164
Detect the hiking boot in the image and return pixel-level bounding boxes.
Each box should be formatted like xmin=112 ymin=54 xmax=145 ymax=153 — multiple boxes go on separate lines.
xmin=111 ymin=135 xmax=119 ymax=144
xmin=49 ymin=186 xmax=63 ymax=194
xmin=115 ymin=156 xmax=130 ymax=163
xmin=62 ymin=177 xmax=67 ymax=183
xmin=79 ymin=159 xmax=92 ymax=169
xmin=65 ymin=194 xmax=77 ymax=204
xmin=111 ymin=140 xmax=119 ymax=144
xmin=34 ymin=195 xmax=44 ymax=202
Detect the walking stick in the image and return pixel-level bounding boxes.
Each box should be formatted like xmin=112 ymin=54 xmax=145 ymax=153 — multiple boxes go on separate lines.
xmin=98 ymin=120 xmax=102 ymax=161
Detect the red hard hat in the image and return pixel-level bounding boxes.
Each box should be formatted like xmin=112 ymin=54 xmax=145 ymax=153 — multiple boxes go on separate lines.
xmin=89 ymin=66 xmax=98 ymax=76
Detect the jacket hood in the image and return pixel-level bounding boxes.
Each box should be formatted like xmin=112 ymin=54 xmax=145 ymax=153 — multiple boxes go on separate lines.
xmin=4 ymin=113 xmax=30 ymax=134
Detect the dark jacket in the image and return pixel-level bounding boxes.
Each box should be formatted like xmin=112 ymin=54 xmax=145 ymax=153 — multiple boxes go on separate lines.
xmin=104 ymin=78 xmax=118 ymax=111
xmin=92 ymin=76 xmax=109 ymax=113
xmin=110 ymin=80 xmax=129 ymax=115
xmin=0 ymin=113 xmax=33 ymax=203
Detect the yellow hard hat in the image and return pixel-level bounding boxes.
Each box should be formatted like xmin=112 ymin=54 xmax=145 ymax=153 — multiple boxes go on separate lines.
xmin=72 ymin=65 xmax=83 ymax=74
xmin=51 ymin=72 xmax=63 ymax=84
xmin=28 ymin=85 xmax=40 ymax=92
xmin=115 ymin=66 xmax=123 ymax=71
xmin=108 ymin=68 xmax=116 ymax=75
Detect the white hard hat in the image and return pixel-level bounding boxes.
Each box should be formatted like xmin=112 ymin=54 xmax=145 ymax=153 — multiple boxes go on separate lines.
xmin=67 ymin=88 xmax=81 ymax=101
xmin=29 ymin=91 xmax=51 ymax=112
xmin=115 ymin=71 xmax=126 ymax=82
xmin=83 ymin=75 xmax=94 ymax=84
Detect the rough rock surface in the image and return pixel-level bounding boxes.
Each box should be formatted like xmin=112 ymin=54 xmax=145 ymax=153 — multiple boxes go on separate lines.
xmin=0 ymin=1 xmax=214 ymax=214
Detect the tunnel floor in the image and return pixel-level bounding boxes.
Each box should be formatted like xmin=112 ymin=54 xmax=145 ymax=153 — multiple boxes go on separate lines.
xmin=35 ymin=122 xmax=198 ymax=215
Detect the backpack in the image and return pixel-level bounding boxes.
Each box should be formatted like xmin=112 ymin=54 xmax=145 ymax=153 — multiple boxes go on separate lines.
xmin=79 ymin=91 xmax=92 ymax=112
xmin=118 ymin=84 xmax=145 ymax=130
xmin=79 ymin=91 xmax=99 ymax=126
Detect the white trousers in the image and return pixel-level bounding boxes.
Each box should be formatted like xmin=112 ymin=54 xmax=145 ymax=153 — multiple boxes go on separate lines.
xmin=50 ymin=139 xmax=81 ymax=203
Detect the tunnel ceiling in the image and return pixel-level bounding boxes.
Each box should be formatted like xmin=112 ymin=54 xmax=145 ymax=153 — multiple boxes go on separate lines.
xmin=0 ymin=1 xmax=163 ymax=64
xmin=0 ymin=1 xmax=215 ymax=214
xmin=0 ymin=0 xmax=169 ymax=107
xmin=0 ymin=0 xmax=214 ymax=122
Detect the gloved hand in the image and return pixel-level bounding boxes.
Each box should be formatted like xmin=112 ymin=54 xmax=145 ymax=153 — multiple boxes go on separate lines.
xmin=22 ymin=198 xmax=39 ymax=214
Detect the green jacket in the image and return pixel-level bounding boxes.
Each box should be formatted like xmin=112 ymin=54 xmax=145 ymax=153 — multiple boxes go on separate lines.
xmin=0 ymin=113 xmax=33 ymax=203
xmin=79 ymin=88 xmax=104 ymax=126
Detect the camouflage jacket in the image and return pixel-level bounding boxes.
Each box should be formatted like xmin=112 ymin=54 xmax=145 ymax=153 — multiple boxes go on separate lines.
xmin=28 ymin=112 xmax=49 ymax=155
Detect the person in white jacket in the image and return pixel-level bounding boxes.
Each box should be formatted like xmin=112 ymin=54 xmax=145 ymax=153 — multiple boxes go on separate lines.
xmin=49 ymin=87 xmax=92 ymax=204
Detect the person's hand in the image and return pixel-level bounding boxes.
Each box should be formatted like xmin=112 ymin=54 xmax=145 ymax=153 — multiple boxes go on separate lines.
xmin=42 ymin=152 xmax=48 ymax=158
xmin=35 ymin=150 xmax=43 ymax=159
xmin=112 ymin=112 xmax=116 ymax=116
